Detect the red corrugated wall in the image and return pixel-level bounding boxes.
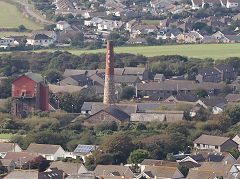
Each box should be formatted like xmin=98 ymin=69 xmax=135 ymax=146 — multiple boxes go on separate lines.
xmin=12 ymin=76 xmax=37 ymax=98
xmin=40 ymin=85 xmax=49 ymax=111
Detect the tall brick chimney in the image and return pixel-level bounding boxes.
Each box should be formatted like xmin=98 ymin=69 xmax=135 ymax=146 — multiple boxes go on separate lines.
xmin=103 ymin=40 xmax=115 ymax=104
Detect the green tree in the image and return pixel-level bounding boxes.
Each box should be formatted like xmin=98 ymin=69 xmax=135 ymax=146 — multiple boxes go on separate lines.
xmin=120 ymin=86 xmax=135 ymax=100
xmin=193 ymin=88 xmax=208 ymax=98
xmin=128 ymin=149 xmax=151 ymax=164
xmin=228 ymin=148 xmax=240 ymax=159
xmin=70 ymin=32 xmax=84 ymax=46
xmin=224 ymin=105 xmax=240 ymax=124
xmin=43 ymin=69 xmax=61 ymax=84
xmin=24 ymin=156 xmax=50 ymax=172
xmin=100 ymin=132 xmax=134 ymax=164
xmin=18 ymin=25 xmax=27 ymax=32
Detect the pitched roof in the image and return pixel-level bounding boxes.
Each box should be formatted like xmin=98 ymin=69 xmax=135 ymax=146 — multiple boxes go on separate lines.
xmin=4 ymin=152 xmax=37 ymax=164
xmin=136 ymin=80 xmax=225 ymax=91
xmin=198 ymin=96 xmax=227 ymax=107
xmin=49 ymin=161 xmax=84 ymax=175
xmin=74 ymin=145 xmax=99 ymax=153
xmin=142 ymin=165 xmax=184 ymax=178
xmin=199 ymin=162 xmax=232 ymax=172
xmin=215 ymin=65 xmax=235 ymax=72
xmin=63 ymin=69 xmax=87 ymax=77
xmin=94 ymin=165 xmax=134 ymax=177
xmin=114 ymin=75 xmax=140 ymax=83
xmin=194 ymin=134 xmax=230 ymax=146
xmin=154 ymin=74 xmax=165 ymax=79
xmin=4 ymin=170 xmax=39 ymax=179
xmin=104 ymin=106 xmax=130 ymax=122
xmin=173 ymin=94 xmax=199 ymax=102
xmin=28 ymin=34 xmax=52 ymax=40
xmin=225 ymin=94 xmax=240 ymax=102
xmin=123 ymin=67 xmax=146 ymax=75
xmin=49 ymin=84 xmax=88 ymax=93
xmin=0 ymin=143 xmax=20 ymax=153
xmin=141 ymin=159 xmax=179 ymax=167
xmin=186 ymin=168 xmax=227 ymax=179
xmin=25 ymin=72 xmax=43 ymax=83
xmin=0 ymin=159 xmax=14 ymax=166
xmin=26 ymin=144 xmax=63 ymax=155
xmin=198 ymin=67 xmax=221 ymax=76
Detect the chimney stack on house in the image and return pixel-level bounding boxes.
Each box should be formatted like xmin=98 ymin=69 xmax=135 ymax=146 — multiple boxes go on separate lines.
xmin=103 ymin=40 xmax=115 ymax=104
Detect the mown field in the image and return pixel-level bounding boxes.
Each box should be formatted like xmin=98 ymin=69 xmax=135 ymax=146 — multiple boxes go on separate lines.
xmin=40 ymin=43 xmax=240 ymax=59
xmin=0 ymin=32 xmax=31 ymax=37
xmin=0 ymin=0 xmax=42 ymax=30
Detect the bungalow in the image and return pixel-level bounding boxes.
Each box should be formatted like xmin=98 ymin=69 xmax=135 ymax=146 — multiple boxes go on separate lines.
xmin=193 ymin=134 xmax=238 ymax=152
xmin=4 ymin=152 xmax=37 ymax=166
xmin=127 ymin=37 xmax=147 ymax=44
xmin=179 ymin=150 xmax=236 ymax=166
xmin=49 ymin=161 xmax=88 ymax=175
xmin=140 ymin=159 xmax=179 ymax=172
xmin=26 ymin=143 xmax=65 ymax=161
xmin=138 ymin=165 xmax=184 ymax=179
xmin=26 ymin=34 xmax=54 ymax=47
xmin=73 ymin=144 xmax=99 ymax=162
xmin=0 ymin=143 xmax=22 ymax=158
xmin=94 ymin=165 xmax=135 ymax=178
xmin=196 ymin=96 xmax=227 ymax=114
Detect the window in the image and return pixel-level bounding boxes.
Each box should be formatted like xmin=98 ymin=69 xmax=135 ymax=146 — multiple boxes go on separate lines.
xmin=215 ymin=146 xmax=218 ymax=149
xmin=203 ymin=144 xmax=206 ymax=147
xmin=197 ymin=143 xmax=200 ymax=147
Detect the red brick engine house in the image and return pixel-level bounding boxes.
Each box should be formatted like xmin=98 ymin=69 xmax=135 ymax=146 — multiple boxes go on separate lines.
xmin=11 ymin=72 xmax=49 ymax=118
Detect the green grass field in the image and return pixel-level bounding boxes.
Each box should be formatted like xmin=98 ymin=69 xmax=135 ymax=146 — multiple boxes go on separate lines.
xmin=39 ymin=43 xmax=240 ymax=59
xmin=0 ymin=32 xmax=31 ymax=37
xmin=142 ymin=20 xmax=160 ymax=26
xmin=0 ymin=133 xmax=14 ymax=139
xmin=0 ymin=0 xmax=42 ymax=30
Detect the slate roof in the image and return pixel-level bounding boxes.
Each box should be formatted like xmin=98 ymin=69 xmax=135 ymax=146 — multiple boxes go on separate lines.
xmin=194 ymin=134 xmax=230 ymax=146
xmin=4 ymin=152 xmax=37 ymax=164
xmin=124 ymin=67 xmax=146 ymax=75
xmin=225 ymin=94 xmax=240 ymax=102
xmin=142 ymin=165 xmax=184 ymax=178
xmin=25 ymin=72 xmax=43 ymax=83
xmin=174 ymin=94 xmax=199 ymax=102
xmin=39 ymin=167 xmax=64 ymax=179
xmin=199 ymin=162 xmax=232 ymax=173
xmin=94 ymin=165 xmax=134 ymax=177
xmin=0 ymin=159 xmax=14 ymax=166
xmin=225 ymin=35 xmax=240 ymax=41
xmin=136 ymin=80 xmax=225 ymax=91
xmin=104 ymin=106 xmax=130 ymax=122
xmin=49 ymin=84 xmax=88 ymax=94
xmin=49 ymin=161 xmax=84 ymax=175
xmin=141 ymin=159 xmax=179 ymax=167
xmin=63 ymin=69 xmax=87 ymax=77
xmin=186 ymin=168 xmax=227 ymax=179
xmin=4 ymin=170 xmax=38 ymax=179
xmin=114 ymin=75 xmax=140 ymax=83
xmin=28 ymin=34 xmax=52 ymax=40
xmin=27 ymin=144 xmax=63 ymax=155
xmin=199 ymin=96 xmax=227 ymax=107
xmin=127 ymin=37 xmax=147 ymax=44
xmin=216 ymin=65 xmax=235 ymax=72
xmin=198 ymin=67 xmax=221 ymax=76
xmin=0 ymin=143 xmax=20 ymax=153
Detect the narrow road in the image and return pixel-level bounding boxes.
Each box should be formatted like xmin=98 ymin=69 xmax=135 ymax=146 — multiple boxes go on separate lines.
xmin=17 ymin=0 xmax=53 ymax=25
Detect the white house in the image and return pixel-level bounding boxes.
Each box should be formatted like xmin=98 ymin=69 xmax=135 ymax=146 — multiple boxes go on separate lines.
xmin=56 ymin=21 xmax=70 ymax=30
xmin=26 ymin=143 xmax=65 ymax=161
xmin=84 ymin=17 xmax=103 ymax=27
xmin=226 ymin=0 xmax=240 ymax=8
xmin=26 ymin=34 xmax=54 ymax=47
xmin=0 ymin=143 xmax=22 ymax=158
xmin=0 ymin=37 xmax=14 ymax=46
